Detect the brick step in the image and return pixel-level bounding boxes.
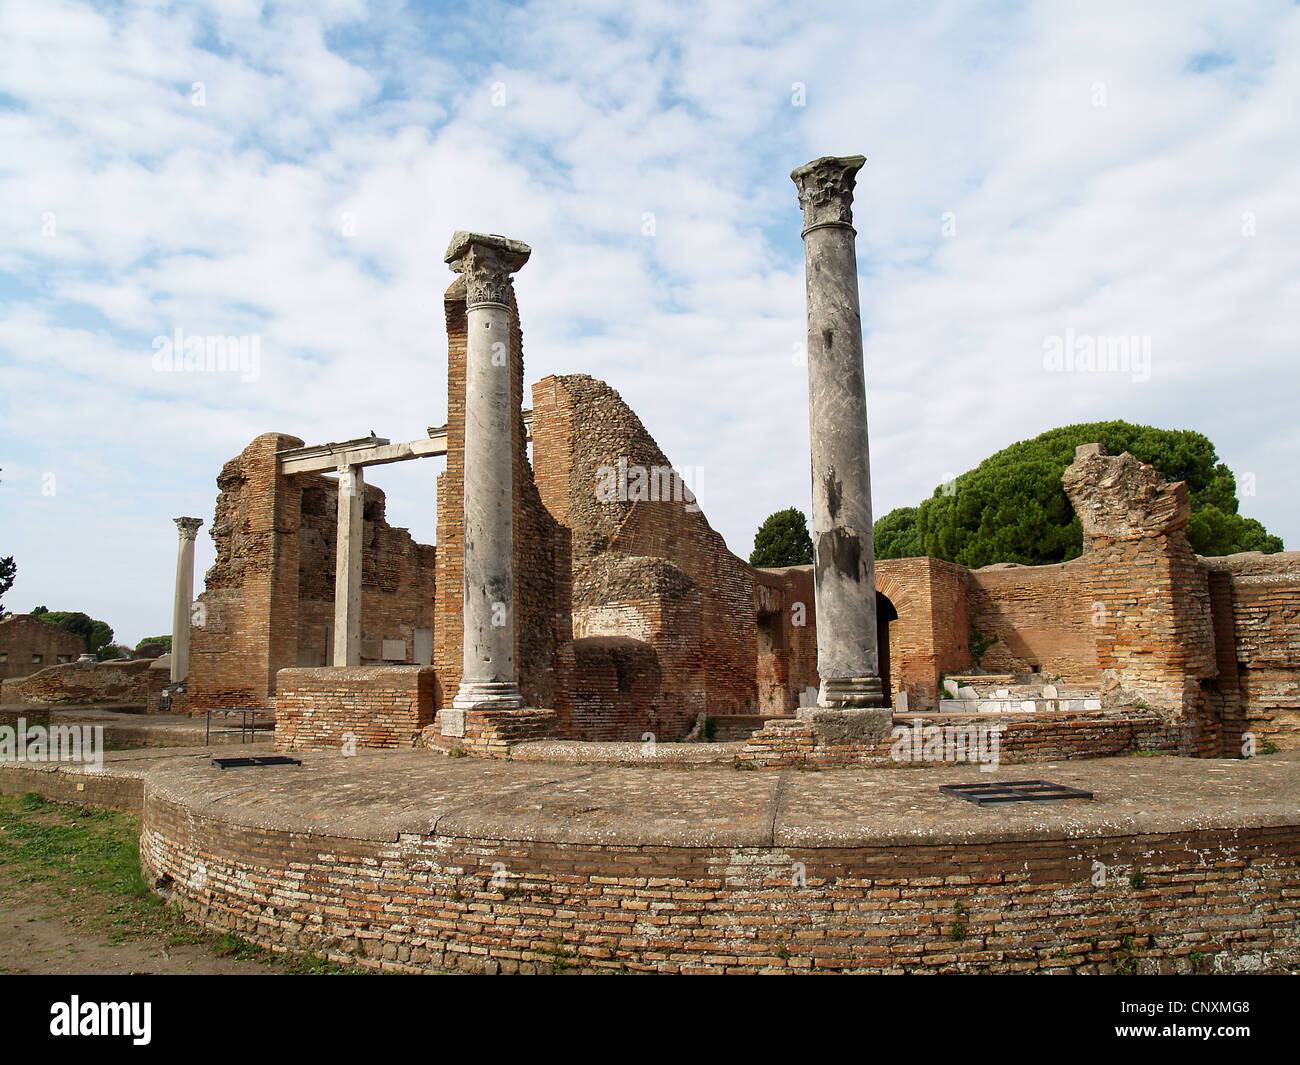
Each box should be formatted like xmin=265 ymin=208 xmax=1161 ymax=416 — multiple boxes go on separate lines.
xmin=710 ymin=714 xmax=791 ymax=741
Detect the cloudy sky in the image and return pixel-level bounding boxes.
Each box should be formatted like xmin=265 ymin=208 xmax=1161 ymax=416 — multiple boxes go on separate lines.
xmin=1 ymin=0 xmax=1296 ymax=646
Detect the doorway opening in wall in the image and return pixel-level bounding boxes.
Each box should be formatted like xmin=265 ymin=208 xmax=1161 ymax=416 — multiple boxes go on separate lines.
xmin=877 ymin=591 xmax=897 ymax=705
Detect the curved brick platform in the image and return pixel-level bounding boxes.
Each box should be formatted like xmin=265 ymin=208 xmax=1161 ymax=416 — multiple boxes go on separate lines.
xmin=139 ymin=750 xmax=1300 ymax=974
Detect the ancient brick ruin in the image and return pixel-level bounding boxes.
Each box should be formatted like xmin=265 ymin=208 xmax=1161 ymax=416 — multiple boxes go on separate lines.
xmin=181 ymin=275 xmax=1300 ymax=760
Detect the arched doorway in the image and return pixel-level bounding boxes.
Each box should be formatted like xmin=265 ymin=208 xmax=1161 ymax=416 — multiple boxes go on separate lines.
xmin=877 ymin=591 xmax=898 ymax=705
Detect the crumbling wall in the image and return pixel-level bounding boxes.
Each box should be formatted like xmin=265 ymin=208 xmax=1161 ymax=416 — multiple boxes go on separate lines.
xmin=1062 ymin=443 xmax=1219 ymax=754
xmin=189 ymin=432 xmax=302 ymax=711
xmin=191 ymin=432 xmax=437 ymax=712
xmin=1 ymin=658 xmax=164 ymax=707
xmin=532 ymin=374 xmax=758 ymax=720
xmin=1203 ymin=551 xmax=1300 ymax=750
xmin=293 ymin=478 xmax=436 ymax=669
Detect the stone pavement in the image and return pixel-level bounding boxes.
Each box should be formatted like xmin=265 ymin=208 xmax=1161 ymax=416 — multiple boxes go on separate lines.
xmin=138 ymin=746 xmax=1300 ymax=847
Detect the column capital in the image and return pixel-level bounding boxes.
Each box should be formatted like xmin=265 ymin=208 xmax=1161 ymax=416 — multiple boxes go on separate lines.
xmin=791 ymin=154 xmax=866 ymax=235
xmin=174 ymin=516 xmax=203 ymax=541
xmin=444 ymin=231 xmax=531 ymax=308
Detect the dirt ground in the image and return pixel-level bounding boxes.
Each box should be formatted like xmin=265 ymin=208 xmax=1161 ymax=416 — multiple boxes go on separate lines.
xmin=0 ymin=895 xmax=273 ymax=975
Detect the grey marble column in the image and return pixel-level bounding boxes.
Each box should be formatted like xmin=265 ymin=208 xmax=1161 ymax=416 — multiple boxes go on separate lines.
xmin=171 ymin=517 xmax=203 ymax=683
xmin=445 ymin=231 xmax=530 ymax=721
xmin=791 ymin=155 xmax=887 ymax=721
xmin=333 ymin=464 xmax=363 ymax=666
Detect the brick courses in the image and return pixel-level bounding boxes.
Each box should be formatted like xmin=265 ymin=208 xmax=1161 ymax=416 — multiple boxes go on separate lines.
xmin=139 ymin=778 xmax=1300 ymax=975
xmin=275 ymin=666 xmax=435 ymax=751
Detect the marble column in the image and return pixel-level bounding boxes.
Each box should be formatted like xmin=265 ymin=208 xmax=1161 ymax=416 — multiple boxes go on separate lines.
xmin=333 ymin=464 xmax=364 ymax=667
xmin=445 ymin=231 xmax=530 ymax=720
xmin=171 ymin=517 xmax=203 ymax=683
xmin=791 ymin=154 xmax=887 ymax=719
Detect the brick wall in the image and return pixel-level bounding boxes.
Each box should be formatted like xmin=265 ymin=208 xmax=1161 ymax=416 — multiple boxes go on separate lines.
xmin=1 ymin=658 xmax=158 ymax=707
xmin=191 ymin=433 xmax=439 ymax=712
xmin=531 ymin=374 xmax=759 ymax=721
xmin=274 ymin=666 xmax=435 ymax=751
xmin=1204 ymin=552 xmax=1300 ymax=750
xmin=967 ymin=560 xmax=1100 ymax=685
xmin=0 ymin=615 xmax=87 ymax=681
xmin=190 ymin=433 xmax=303 ymax=711
xmin=141 ymin=793 xmax=1300 ymax=974
xmin=740 ymin=708 xmax=1188 ymax=768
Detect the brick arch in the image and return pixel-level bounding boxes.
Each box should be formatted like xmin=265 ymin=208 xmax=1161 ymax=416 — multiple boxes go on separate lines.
xmin=874 ymin=572 xmax=911 ymax=613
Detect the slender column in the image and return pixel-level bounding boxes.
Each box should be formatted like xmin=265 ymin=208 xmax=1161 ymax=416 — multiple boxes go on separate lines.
xmin=792 ymin=155 xmax=886 ymax=712
xmin=171 ymin=517 xmax=203 ymax=683
xmin=445 ymin=231 xmax=530 ymax=717
xmin=333 ymin=463 xmax=364 ymax=666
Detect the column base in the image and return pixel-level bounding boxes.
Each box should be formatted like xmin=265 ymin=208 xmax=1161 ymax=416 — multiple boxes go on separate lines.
xmin=816 ymin=675 xmax=887 ymax=709
xmin=795 ymin=706 xmax=892 ymax=746
xmin=447 ymin=682 xmax=524 ymax=735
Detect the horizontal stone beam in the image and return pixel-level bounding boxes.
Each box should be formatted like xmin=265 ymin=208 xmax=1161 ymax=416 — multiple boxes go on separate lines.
xmin=278 ymin=436 xmax=447 ymax=475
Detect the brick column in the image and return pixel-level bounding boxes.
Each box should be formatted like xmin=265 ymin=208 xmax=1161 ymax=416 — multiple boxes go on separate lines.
xmin=171 ymin=517 xmax=203 ymax=683
xmin=444 ymin=231 xmax=531 ymax=732
xmin=792 ymin=154 xmax=889 ymax=742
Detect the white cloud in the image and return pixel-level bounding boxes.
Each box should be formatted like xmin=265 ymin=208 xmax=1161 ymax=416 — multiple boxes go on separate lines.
xmin=0 ymin=0 xmax=1296 ymax=644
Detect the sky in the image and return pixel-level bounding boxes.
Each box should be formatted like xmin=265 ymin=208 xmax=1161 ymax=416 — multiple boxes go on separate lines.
xmin=1 ymin=0 xmax=1296 ymax=646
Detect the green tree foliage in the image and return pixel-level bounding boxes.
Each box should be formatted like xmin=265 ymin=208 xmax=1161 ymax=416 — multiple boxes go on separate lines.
xmin=751 ymin=507 xmax=815 ymax=568
xmin=28 ymin=608 xmax=114 ymax=656
xmin=0 ymin=555 xmax=14 ymax=615
xmin=135 ymin=635 xmax=172 ymax=654
xmin=873 ymin=506 xmax=921 ymax=560
xmin=874 ymin=421 xmax=1283 ymax=567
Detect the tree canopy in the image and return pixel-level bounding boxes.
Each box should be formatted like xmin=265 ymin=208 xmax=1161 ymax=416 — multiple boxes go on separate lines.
xmin=750 ymin=507 xmax=815 ymax=568
xmin=0 ymin=555 xmax=14 ymax=615
xmin=873 ymin=421 xmax=1283 ymax=568
xmin=30 ymin=606 xmax=114 ymax=656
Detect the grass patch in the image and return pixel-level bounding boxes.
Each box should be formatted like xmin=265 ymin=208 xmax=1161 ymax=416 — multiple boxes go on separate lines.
xmin=0 ymin=794 xmax=366 ymax=974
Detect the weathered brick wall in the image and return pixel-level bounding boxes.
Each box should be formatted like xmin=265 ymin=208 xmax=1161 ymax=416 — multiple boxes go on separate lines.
xmin=1204 ymin=551 xmax=1300 ymax=750
xmin=565 ymin=636 xmax=695 ymax=741
xmin=293 ymin=478 xmax=436 ymax=668
xmin=877 ymin=557 xmax=972 ymax=702
xmin=141 ymin=794 xmax=1300 ymax=974
xmin=967 ymin=561 xmax=1100 ymax=685
xmin=531 ymin=374 xmax=758 ymax=720
xmin=753 ymin=567 xmax=817 ymax=713
xmin=434 ymin=279 xmax=559 ymax=716
xmin=0 ymin=615 xmax=87 ymax=681
xmin=1063 ymin=445 xmax=1218 ymax=754
xmin=274 ymin=666 xmax=435 ymax=751
xmin=190 ymin=433 xmax=304 ymax=711
xmin=191 ymin=433 xmax=439 ymax=712
xmin=569 ymin=555 xmax=704 ymax=737
xmin=1 ymin=658 xmax=156 ymax=706
xmin=741 ymin=709 xmax=1188 ymax=768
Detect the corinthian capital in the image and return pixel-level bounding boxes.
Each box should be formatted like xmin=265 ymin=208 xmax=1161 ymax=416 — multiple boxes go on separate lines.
xmin=174 ymin=516 xmax=203 ymax=541
xmin=791 ymin=155 xmax=866 ymax=233
xmin=444 ymin=231 xmax=531 ymax=307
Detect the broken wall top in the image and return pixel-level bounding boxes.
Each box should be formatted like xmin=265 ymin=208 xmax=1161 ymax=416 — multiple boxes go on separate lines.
xmin=1062 ymin=442 xmax=1190 ymax=542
